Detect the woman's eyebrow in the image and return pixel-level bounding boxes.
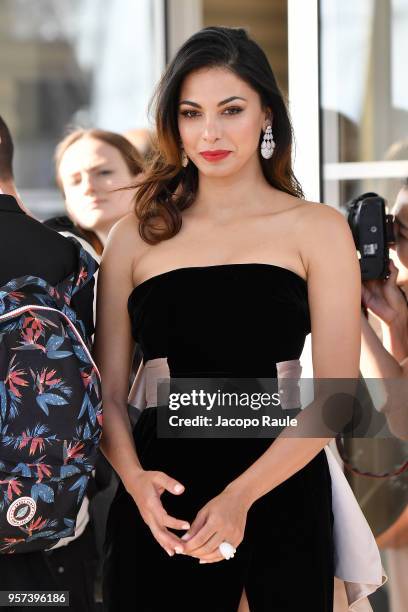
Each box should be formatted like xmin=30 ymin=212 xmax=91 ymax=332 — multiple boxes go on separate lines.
xmin=67 ymin=162 xmax=107 ymax=178
xmin=179 ymin=96 xmax=247 ymax=108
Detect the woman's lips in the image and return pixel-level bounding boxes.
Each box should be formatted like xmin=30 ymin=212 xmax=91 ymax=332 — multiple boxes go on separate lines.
xmin=200 ymin=150 xmax=231 ymax=162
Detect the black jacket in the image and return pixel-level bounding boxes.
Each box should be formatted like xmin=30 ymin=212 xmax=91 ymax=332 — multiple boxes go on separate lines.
xmin=0 ymin=195 xmax=94 ymax=338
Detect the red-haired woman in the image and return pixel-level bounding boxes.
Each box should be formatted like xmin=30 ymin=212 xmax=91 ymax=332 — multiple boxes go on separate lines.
xmin=51 ymin=128 xmax=144 ymax=256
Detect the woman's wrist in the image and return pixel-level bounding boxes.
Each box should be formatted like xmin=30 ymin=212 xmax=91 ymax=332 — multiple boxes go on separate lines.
xmin=381 ymin=314 xmax=408 ymax=360
xmin=385 ymin=312 xmax=408 ymax=334
xmin=223 ymin=477 xmax=259 ymax=510
xmin=121 ymin=465 xmax=145 ymax=495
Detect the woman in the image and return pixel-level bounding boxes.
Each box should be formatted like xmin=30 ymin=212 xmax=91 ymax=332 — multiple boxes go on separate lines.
xmin=52 ymin=128 xmax=144 ymax=256
xmin=95 ymin=27 xmax=380 ymax=611
xmin=360 ymin=181 xmax=408 ymax=612
xmin=48 ymin=129 xmax=144 ymax=606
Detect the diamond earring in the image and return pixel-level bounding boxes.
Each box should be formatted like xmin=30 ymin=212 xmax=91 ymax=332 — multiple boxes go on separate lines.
xmin=181 ymin=149 xmax=189 ymax=167
xmin=261 ymin=124 xmax=275 ymax=159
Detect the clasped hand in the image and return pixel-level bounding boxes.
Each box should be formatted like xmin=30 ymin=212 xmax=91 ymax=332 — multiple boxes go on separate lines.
xmin=129 ymin=470 xmax=250 ymax=562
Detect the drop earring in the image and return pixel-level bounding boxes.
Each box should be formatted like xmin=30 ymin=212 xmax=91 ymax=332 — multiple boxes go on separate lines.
xmin=261 ymin=124 xmax=275 ymax=159
xmin=181 ymin=149 xmax=189 ymax=167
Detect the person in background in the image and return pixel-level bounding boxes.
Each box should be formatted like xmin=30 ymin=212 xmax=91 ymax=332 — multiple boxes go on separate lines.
xmin=50 ymin=127 xmax=145 ymax=605
xmin=50 ymin=128 xmax=144 ymax=257
xmin=0 ymin=118 xmax=31 ymax=216
xmin=0 ymin=116 xmax=98 ymax=611
xmin=360 ymin=179 xmax=408 ymax=612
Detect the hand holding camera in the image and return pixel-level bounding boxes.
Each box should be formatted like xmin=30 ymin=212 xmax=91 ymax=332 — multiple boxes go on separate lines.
xmin=362 ymin=259 xmax=408 ymax=325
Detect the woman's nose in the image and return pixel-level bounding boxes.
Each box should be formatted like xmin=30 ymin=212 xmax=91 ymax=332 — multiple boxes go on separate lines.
xmin=202 ymin=117 xmax=222 ymax=143
xmin=82 ymin=174 xmax=96 ymax=195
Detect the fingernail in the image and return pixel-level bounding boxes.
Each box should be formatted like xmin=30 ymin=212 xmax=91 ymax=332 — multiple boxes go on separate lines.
xmin=199 ymin=560 xmax=207 ymax=564
xmin=174 ymin=484 xmax=184 ymax=493
xmin=166 ymin=549 xmax=174 ymax=557
xmin=182 ymin=523 xmax=190 ymax=530
xmin=181 ymin=533 xmax=190 ymax=541
xmin=174 ymin=546 xmax=183 ymax=554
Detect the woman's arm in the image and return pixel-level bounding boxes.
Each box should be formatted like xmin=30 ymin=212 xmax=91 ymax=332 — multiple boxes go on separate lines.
xmin=93 ymin=214 xmax=190 ymax=556
xmin=224 ymin=204 xmax=361 ymax=504
xmin=93 ymin=216 xmax=142 ymax=483
xmin=381 ymin=316 xmax=408 ymax=362
xmin=359 ymin=262 xmax=408 ymax=437
xmin=182 ymin=204 xmax=362 ymax=561
xmin=360 ymin=259 xmax=408 ymax=376
xmin=360 ymin=313 xmax=403 ymax=379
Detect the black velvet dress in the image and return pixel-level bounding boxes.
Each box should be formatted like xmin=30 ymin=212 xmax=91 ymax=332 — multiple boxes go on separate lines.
xmin=103 ymin=264 xmax=334 ymax=612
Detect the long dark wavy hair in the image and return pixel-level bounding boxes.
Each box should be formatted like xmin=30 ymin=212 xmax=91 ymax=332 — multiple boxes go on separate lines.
xmin=135 ymin=26 xmax=304 ymax=244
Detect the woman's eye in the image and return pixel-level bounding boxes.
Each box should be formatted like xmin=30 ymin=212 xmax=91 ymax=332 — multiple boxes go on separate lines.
xmin=223 ymin=107 xmax=243 ymax=115
xmin=180 ymin=110 xmax=200 ymax=118
xmin=99 ymin=169 xmax=112 ymax=176
xmin=180 ymin=107 xmax=243 ymax=118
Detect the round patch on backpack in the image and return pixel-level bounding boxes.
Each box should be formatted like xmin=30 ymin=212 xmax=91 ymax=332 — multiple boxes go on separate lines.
xmin=6 ymin=497 xmax=37 ymax=527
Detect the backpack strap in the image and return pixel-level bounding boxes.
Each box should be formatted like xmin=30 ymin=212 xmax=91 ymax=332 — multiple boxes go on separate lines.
xmin=66 ymin=236 xmax=98 ymax=301
xmin=0 ymin=237 xmax=98 ymax=316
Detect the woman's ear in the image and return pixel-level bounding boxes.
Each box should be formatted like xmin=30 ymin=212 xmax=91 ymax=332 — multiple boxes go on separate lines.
xmin=262 ymin=108 xmax=273 ymax=131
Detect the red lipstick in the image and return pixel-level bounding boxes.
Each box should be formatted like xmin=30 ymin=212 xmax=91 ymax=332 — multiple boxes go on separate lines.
xmin=200 ymin=150 xmax=231 ymax=162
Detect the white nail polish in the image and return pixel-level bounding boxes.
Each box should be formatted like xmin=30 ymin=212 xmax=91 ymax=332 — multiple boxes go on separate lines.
xmin=174 ymin=546 xmax=183 ymax=554
xmin=174 ymin=484 xmax=183 ymax=493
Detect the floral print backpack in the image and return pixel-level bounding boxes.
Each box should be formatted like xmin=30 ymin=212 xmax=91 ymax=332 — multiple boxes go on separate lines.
xmin=0 ymin=240 xmax=102 ymax=554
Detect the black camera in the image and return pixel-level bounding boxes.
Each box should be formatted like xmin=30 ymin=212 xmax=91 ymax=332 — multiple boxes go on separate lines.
xmin=347 ymin=192 xmax=396 ymax=280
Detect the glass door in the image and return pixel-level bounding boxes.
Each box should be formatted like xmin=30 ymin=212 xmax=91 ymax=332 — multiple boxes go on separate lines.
xmin=289 ymin=3 xmax=408 ymax=611
xmin=0 ymin=0 xmax=166 ymax=216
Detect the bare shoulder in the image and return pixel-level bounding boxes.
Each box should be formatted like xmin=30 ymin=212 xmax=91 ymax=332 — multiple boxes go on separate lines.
xmin=293 ymin=199 xmax=350 ymax=233
xmin=293 ymin=200 xmax=359 ymax=279
xmin=263 ymin=193 xmax=353 ymax=254
xmin=108 ymin=212 xmax=142 ymax=245
xmin=290 ymin=200 xmax=354 ymax=252
xmin=104 ymin=213 xmax=149 ymax=264
xmin=263 ymin=192 xmax=348 ymax=235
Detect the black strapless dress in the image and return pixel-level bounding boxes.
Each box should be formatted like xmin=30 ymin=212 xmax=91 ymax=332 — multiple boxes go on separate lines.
xmin=103 ymin=264 xmax=334 ymax=612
